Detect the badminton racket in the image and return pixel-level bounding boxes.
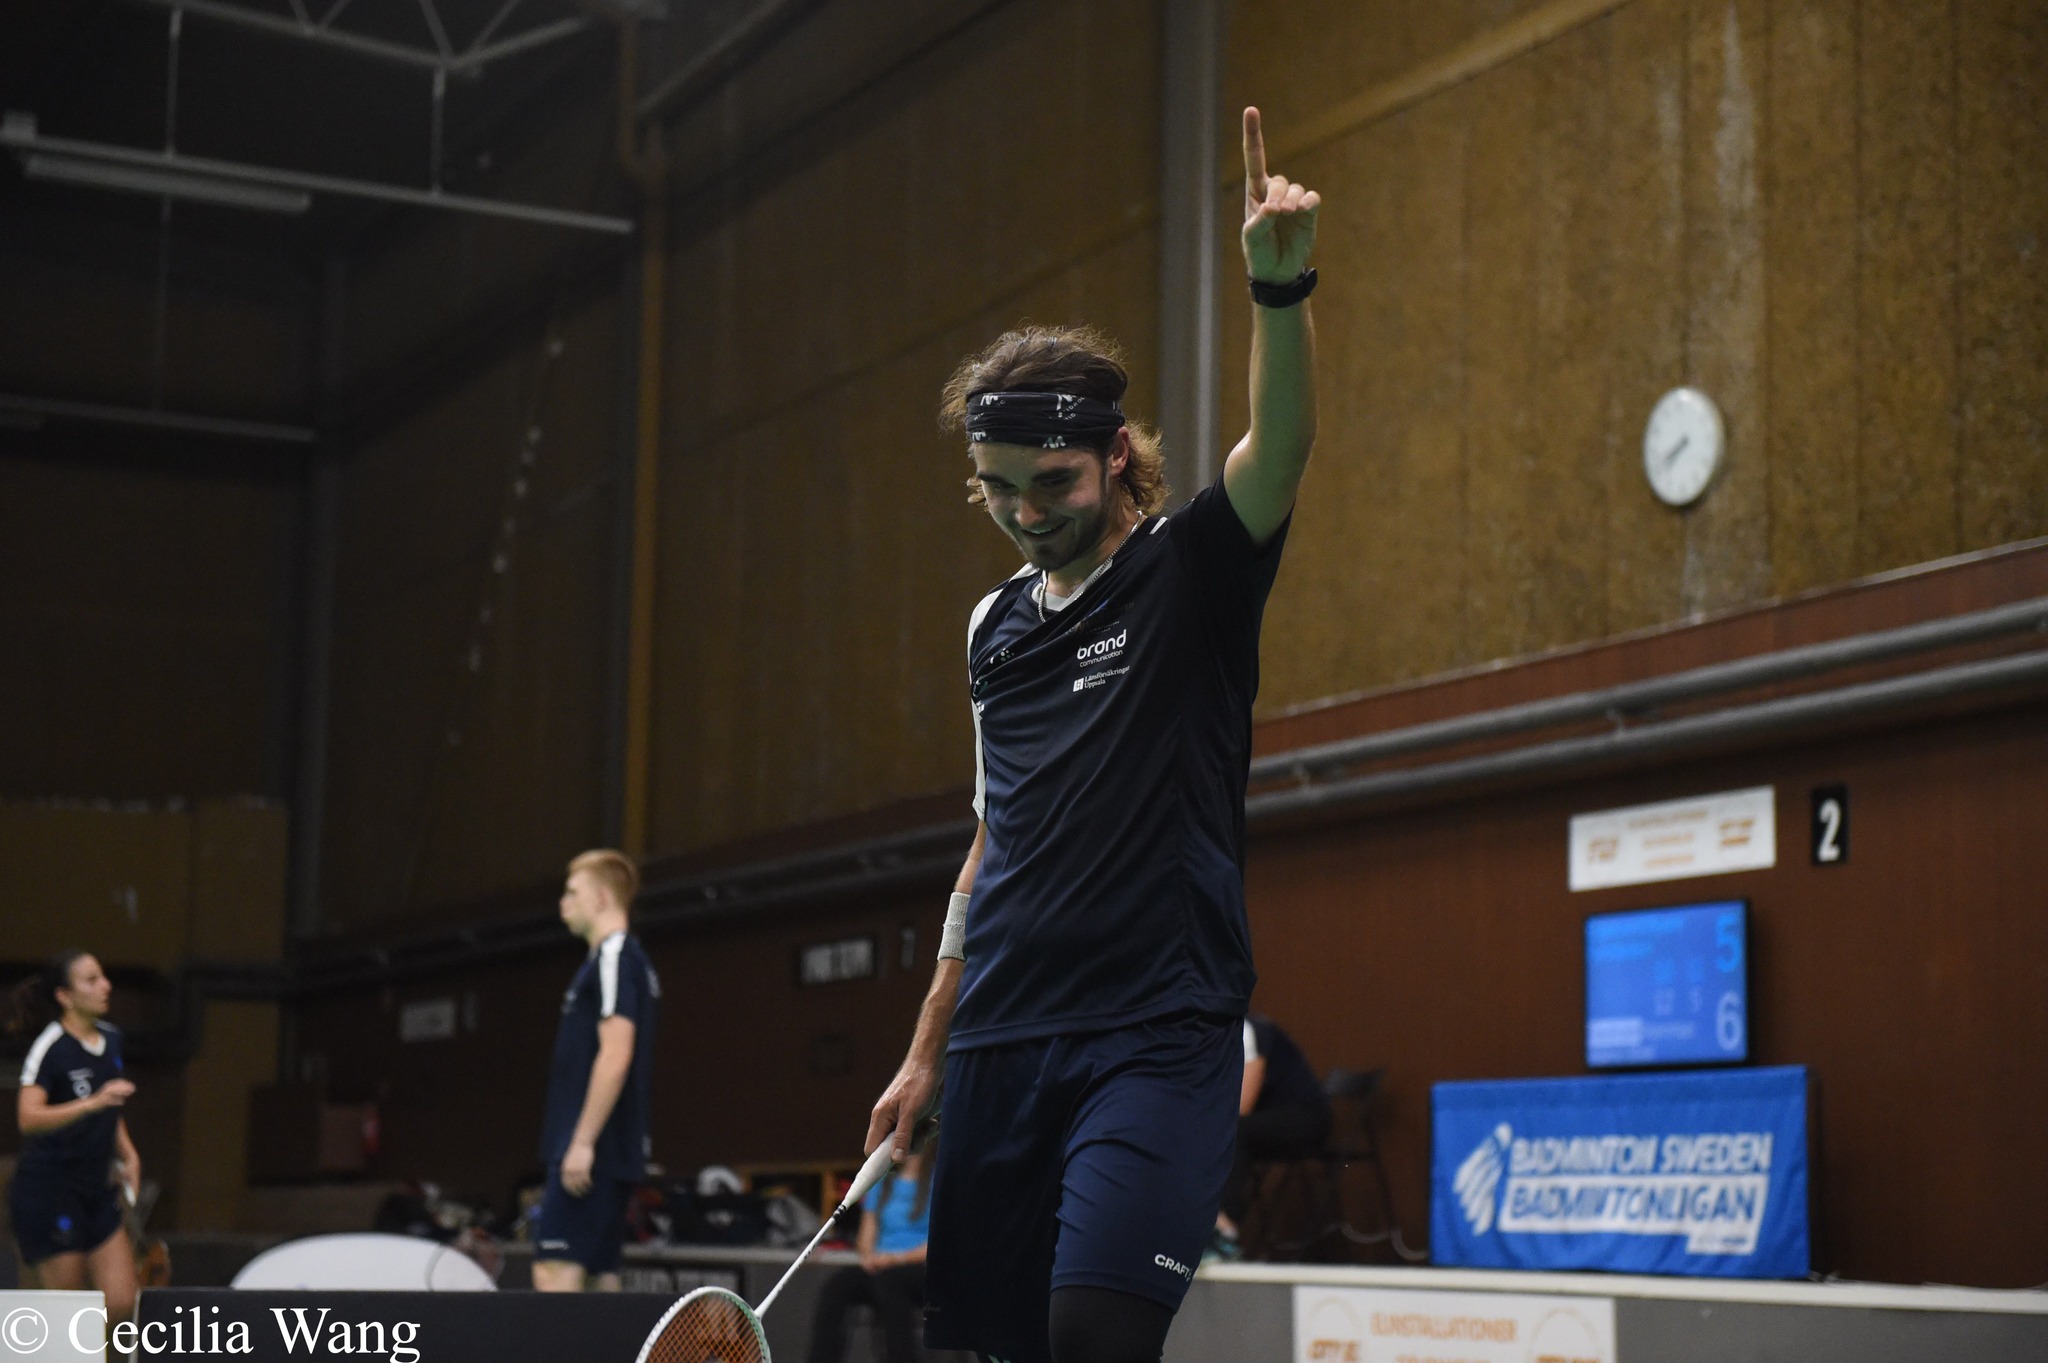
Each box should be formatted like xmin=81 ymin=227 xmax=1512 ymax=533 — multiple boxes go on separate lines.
xmin=634 ymin=1142 xmax=898 ymax=1363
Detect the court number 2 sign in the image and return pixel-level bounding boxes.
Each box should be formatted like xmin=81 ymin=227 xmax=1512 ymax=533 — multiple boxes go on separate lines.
xmin=1810 ymin=786 xmax=1849 ymax=865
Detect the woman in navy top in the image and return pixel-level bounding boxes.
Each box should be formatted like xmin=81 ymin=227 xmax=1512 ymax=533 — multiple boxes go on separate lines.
xmin=804 ymin=1138 xmax=936 ymax=1363
xmin=8 ymin=950 xmax=143 ymax=1326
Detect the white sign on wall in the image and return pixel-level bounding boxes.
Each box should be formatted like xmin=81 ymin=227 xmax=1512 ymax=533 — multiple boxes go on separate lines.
xmin=1292 ymin=1285 xmax=1615 ymax=1363
xmin=1570 ymin=785 xmax=1776 ymax=891
xmin=399 ymin=997 xmax=458 ymax=1042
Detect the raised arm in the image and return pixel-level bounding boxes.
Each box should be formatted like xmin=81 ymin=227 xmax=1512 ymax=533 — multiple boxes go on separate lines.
xmin=1222 ymin=105 xmax=1322 ymax=547
xmin=866 ymin=821 xmax=986 ymax=1160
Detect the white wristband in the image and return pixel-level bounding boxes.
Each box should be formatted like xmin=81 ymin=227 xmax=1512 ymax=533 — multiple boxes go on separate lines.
xmin=938 ymin=891 xmax=970 ymax=961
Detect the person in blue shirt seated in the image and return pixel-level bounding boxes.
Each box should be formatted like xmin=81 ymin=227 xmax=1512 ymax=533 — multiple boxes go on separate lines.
xmin=805 ymin=1140 xmax=935 ymax=1363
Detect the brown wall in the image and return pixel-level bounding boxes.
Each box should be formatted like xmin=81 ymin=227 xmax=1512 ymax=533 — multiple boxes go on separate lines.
xmin=282 ymin=0 xmax=2048 ymax=1289
xmin=1224 ymin=0 xmax=2048 ymax=709
xmin=339 ymin=90 xmax=625 ymax=399
xmin=649 ymin=0 xmax=1163 ymax=856
xmin=1241 ymin=542 xmax=2048 ymax=1289
xmin=0 ymin=456 xmax=295 ymax=800
xmin=0 ymin=800 xmax=287 ymax=1230
xmin=1249 ymin=699 xmax=2048 ymax=1289
xmin=316 ymin=0 xmax=2048 ymax=907
xmin=292 ymin=893 xmax=945 ymax=1204
xmin=320 ymin=296 xmax=623 ymax=929
xmin=0 ymin=211 xmax=310 ymax=420
xmin=293 ymin=544 xmax=2048 ymax=1287
xmin=0 ymin=799 xmax=283 ymax=971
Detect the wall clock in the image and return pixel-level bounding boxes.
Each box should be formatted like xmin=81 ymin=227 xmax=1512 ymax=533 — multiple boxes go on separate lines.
xmin=1643 ymin=387 xmax=1724 ymax=508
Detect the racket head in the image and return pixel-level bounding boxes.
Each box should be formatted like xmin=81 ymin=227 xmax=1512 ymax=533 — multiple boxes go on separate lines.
xmin=635 ymin=1286 xmax=770 ymax=1363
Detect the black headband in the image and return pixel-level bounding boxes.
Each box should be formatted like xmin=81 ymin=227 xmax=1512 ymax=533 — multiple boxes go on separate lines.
xmin=963 ymin=389 xmax=1126 ymax=450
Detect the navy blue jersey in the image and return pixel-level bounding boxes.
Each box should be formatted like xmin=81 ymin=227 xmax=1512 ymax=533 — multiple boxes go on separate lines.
xmin=15 ymin=1022 xmax=124 ymax=1192
xmin=954 ymin=480 xmax=1289 ymax=1049
xmin=539 ymin=931 xmax=660 ymax=1180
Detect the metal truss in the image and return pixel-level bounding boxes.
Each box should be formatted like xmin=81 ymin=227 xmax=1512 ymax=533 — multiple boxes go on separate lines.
xmin=2 ymin=113 xmax=636 ymax=231
xmin=120 ymin=0 xmax=598 ymax=75
xmin=126 ymin=0 xmax=594 ymax=75
xmin=5 ymin=2 xmax=645 ymax=231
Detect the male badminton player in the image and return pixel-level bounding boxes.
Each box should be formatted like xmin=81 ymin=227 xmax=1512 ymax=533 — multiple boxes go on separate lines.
xmin=533 ymin=849 xmax=660 ymax=1292
xmin=865 ymin=106 xmax=1320 ymax=1363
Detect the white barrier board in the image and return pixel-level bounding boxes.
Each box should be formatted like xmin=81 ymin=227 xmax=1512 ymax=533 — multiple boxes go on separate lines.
xmin=0 ymin=1292 xmax=107 ymax=1362
xmin=1292 ymin=1284 xmax=1615 ymax=1363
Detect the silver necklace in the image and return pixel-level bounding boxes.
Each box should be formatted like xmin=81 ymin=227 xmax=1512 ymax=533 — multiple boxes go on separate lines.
xmin=1035 ymin=513 xmax=1144 ymax=621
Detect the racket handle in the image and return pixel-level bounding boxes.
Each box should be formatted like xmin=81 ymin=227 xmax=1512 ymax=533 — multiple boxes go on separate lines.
xmin=839 ymin=1142 xmax=898 ymax=1213
xmin=757 ymin=1144 xmax=903 ymax=1322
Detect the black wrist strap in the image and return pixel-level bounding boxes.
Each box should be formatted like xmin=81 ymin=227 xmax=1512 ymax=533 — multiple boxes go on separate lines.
xmin=1249 ymin=267 xmax=1317 ymax=308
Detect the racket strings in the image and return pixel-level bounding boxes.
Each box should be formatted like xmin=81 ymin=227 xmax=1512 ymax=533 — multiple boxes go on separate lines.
xmin=643 ymin=1292 xmax=770 ymax=1363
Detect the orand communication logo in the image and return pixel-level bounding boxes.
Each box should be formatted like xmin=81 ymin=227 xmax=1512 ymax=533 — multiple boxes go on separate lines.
xmin=2 ymin=1307 xmax=48 ymax=1355
xmin=1454 ymin=1123 xmax=1512 ymax=1234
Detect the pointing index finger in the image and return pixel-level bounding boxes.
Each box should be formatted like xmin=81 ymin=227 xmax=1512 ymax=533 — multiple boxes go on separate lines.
xmin=1243 ymin=106 xmax=1268 ymax=201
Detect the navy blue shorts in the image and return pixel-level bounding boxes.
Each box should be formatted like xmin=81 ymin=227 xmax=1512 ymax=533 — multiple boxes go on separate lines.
xmin=532 ymin=1166 xmax=631 ymax=1274
xmin=8 ymin=1172 xmax=124 ymax=1266
xmin=922 ymin=1011 xmax=1240 ymax=1362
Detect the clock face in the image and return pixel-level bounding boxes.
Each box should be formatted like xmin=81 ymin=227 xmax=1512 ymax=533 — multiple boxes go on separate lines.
xmin=1643 ymin=387 xmax=1724 ymax=507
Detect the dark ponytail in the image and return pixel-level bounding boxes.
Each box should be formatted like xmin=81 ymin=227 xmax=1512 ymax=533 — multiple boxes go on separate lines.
xmin=3 ymin=949 xmax=87 ymax=1038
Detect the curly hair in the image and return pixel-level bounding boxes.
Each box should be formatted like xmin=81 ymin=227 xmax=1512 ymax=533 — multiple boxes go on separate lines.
xmin=939 ymin=324 xmax=1170 ymax=515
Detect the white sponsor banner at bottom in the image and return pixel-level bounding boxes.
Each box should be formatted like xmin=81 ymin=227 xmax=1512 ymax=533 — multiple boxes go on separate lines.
xmin=0 ymin=1292 xmax=109 ymax=1362
xmin=1292 ymin=1285 xmax=1615 ymax=1363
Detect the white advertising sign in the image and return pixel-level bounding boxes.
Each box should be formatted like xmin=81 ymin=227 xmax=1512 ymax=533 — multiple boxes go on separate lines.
xmin=0 ymin=1292 xmax=109 ymax=1362
xmin=1292 ymin=1285 xmax=1615 ymax=1363
xmin=399 ymin=997 xmax=458 ymax=1042
xmin=1569 ymin=785 xmax=1775 ymax=891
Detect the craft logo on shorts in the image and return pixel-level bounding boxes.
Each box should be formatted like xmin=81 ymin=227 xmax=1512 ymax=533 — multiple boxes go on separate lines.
xmin=1152 ymin=1254 xmax=1193 ymax=1280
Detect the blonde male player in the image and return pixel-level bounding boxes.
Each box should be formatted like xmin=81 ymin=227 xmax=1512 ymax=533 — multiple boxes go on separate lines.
xmin=533 ymin=850 xmax=660 ymax=1292
xmin=865 ymin=108 xmax=1321 ymax=1363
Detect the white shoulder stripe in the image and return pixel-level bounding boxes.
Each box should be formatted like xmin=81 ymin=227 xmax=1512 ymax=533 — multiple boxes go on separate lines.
xmin=20 ymin=1022 xmax=62 ymax=1086
xmin=1150 ymin=517 xmax=1167 ymax=534
xmin=967 ymin=586 xmax=1008 ymax=657
xmin=598 ymin=933 xmax=625 ymax=1017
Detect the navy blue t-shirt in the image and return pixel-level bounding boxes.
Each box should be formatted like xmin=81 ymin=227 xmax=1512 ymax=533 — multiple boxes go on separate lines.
xmin=953 ymin=479 xmax=1289 ymax=1049
xmin=540 ymin=931 xmax=660 ymax=1180
xmin=16 ymin=1022 xmax=124 ymax=1193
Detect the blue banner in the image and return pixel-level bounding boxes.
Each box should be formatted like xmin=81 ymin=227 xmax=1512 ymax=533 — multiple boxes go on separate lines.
xmin=1431 ymin=1066 xmax=1809 ymax=1278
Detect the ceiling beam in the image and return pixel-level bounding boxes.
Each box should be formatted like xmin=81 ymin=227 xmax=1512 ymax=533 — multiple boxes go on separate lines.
xmin=125 ymin=0 xmax=591 ymax=75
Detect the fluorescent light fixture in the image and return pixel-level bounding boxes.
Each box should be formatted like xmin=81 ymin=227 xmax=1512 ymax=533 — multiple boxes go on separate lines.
xmin=2 ymin=110 xmax=633 ymax=234
xmin=23 ymin=153 xmax=311 ymax=214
